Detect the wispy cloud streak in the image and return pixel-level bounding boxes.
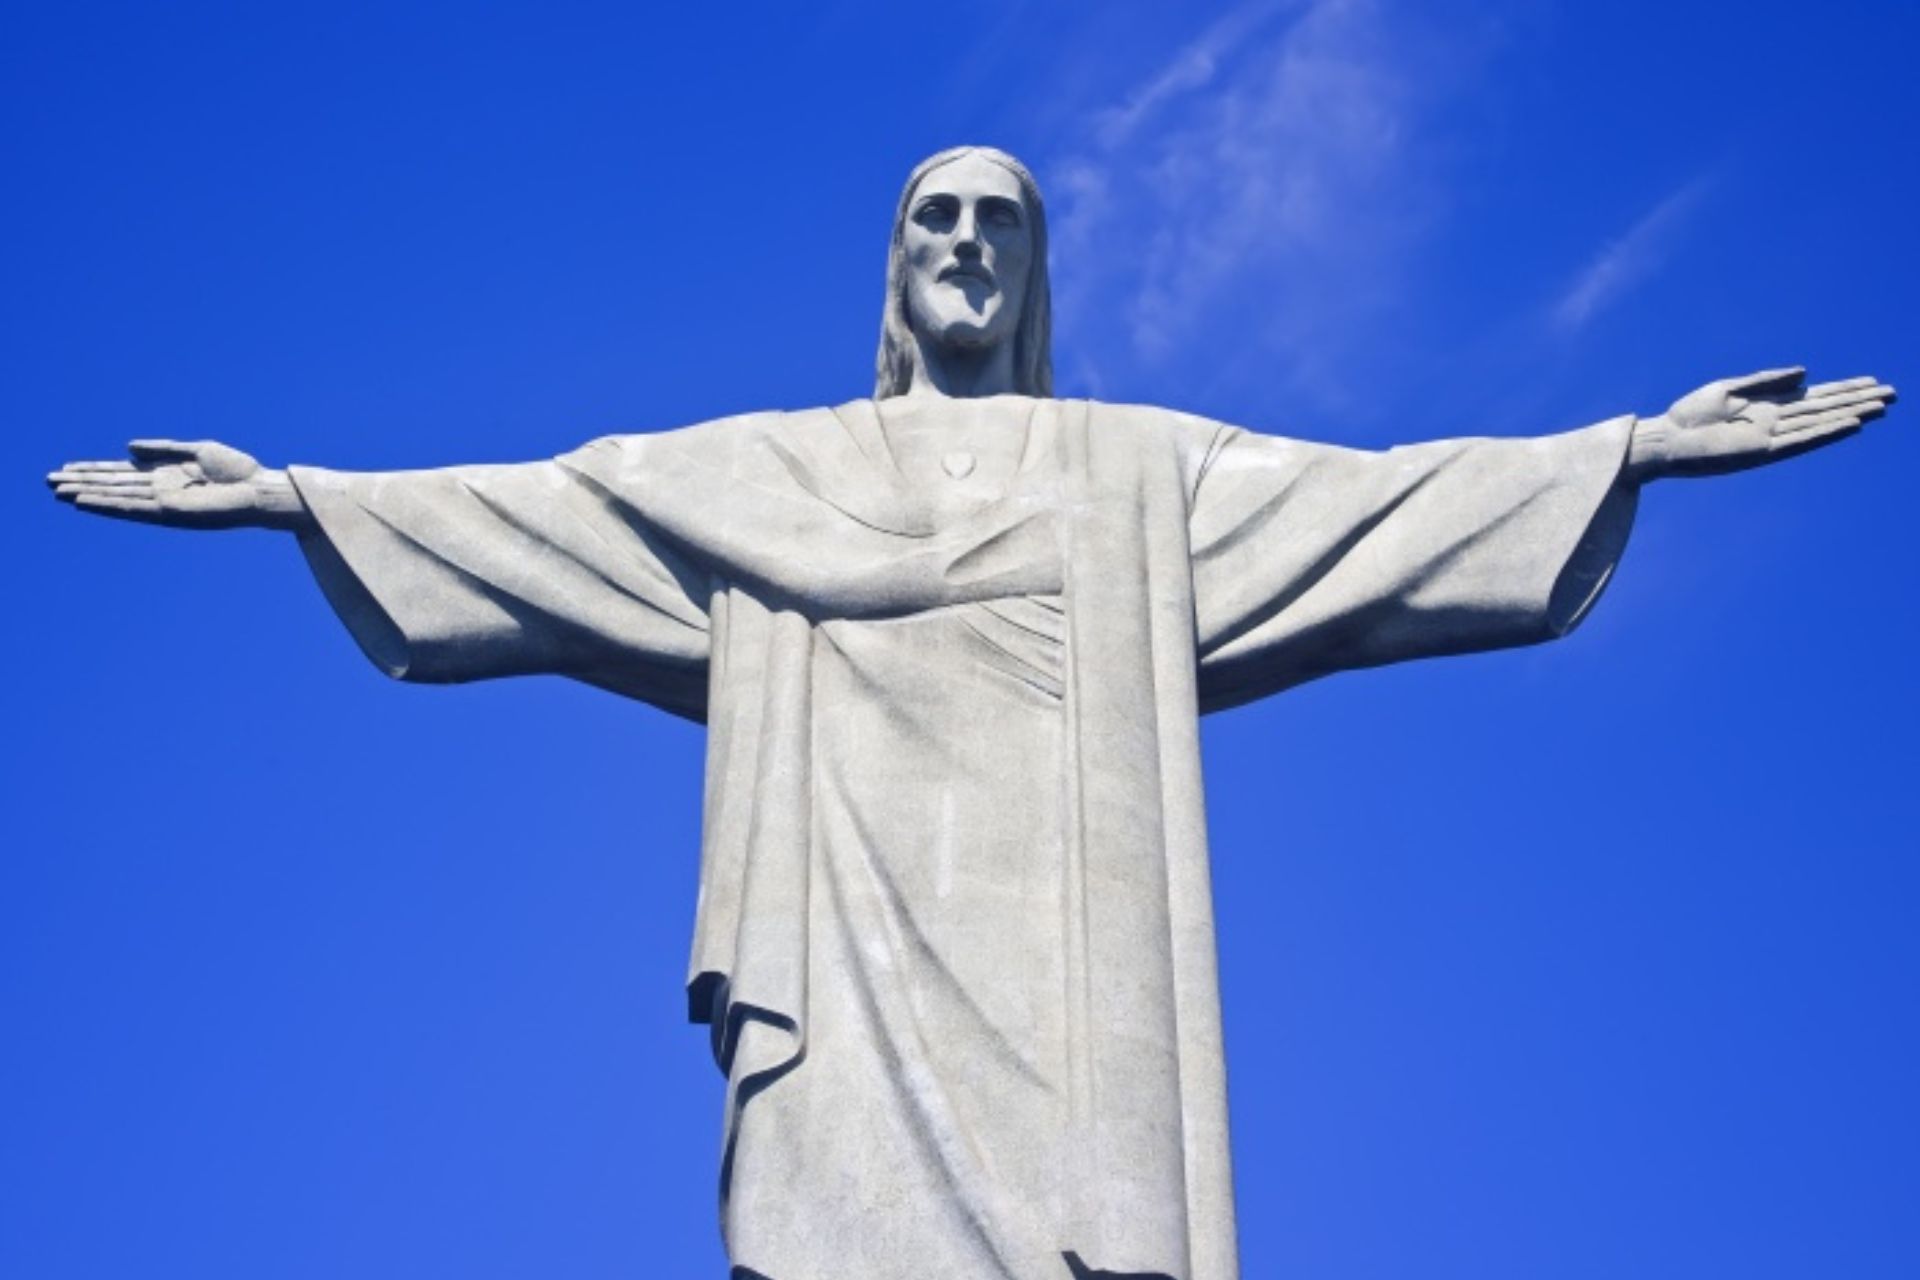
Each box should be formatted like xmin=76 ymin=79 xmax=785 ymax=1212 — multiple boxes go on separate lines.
xmin=1043 ymin=0 xmax=1487 ymax=407
xmin=1091 ymin=0 xmax=1300 ymax=149
xmin=1550 ymin=177 xmax=1713 ymax=332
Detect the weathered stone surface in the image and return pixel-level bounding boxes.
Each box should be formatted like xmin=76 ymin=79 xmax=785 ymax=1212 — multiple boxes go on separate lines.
xmin=45 ymin=146 xmax=1897 ymax=1280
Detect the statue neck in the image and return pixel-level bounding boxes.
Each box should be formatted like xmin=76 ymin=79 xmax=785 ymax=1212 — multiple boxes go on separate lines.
xmin=908 ymin=334 xmax=1018 ymax=399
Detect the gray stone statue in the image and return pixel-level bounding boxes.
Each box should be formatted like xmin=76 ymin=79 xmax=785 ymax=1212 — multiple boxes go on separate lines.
xmin=45 ymin=147 xmax=1896 ymax=1280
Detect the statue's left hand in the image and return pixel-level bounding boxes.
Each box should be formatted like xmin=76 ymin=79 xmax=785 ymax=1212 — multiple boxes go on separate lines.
xmin=1627 ymin=367 xmax=1896 ymax=481
xmin=46 ymin=439 xmax=311 ymax=531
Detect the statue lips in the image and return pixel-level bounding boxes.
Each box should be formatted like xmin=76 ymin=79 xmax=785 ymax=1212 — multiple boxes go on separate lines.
xmin=939 ymin=262 xmax=995 ymax=293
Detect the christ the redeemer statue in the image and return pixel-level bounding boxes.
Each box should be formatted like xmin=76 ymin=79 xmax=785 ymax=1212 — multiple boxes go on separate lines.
xmin=47 ymin=147 xmax=1896 ymax=1280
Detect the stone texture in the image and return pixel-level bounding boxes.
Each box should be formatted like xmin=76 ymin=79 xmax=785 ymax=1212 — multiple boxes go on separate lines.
xmin=285 ymin=396 xmax=1638 ymax=1280
xmin=44 ymin=145 xmax=1896 ymax=1280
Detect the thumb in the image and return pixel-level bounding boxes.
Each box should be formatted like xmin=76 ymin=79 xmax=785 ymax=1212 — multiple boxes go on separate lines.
xmin=128 ymin=438 xmax=206 ymax=464
xmin=194 ymin=441 xmax=262 ymax=483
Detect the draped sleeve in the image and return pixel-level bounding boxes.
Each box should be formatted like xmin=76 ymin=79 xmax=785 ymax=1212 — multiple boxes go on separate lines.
xmin=287 ymin=401 xmax=1068 ymax=724
xmin=1189 ymin=416 xmax=1640 ymax=713
xmin=288 ymin=446 xmax=713 ymax=721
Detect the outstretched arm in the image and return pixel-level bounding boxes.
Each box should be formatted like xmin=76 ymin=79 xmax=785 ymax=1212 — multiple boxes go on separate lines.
xmin=47 ymin=439 xmax=312 ymax=532
xmin=1626 ymin=367 xmax=1896 ymax=482
xmin=1188 ymin=410 xmax=1642 ymax=711
xmin=47 ymin=436 xmax=713 ymax=716
xmin=1187 ymin=365 xmax=1896 ymax=710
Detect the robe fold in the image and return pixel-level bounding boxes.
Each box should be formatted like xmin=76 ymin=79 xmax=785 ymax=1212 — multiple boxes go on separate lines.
xmin=288 ymin=398 xmax=1637 ymax=1280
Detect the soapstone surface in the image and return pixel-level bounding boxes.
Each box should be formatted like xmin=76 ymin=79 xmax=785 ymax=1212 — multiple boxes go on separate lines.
xmin=45 ymin=146 xmax=1897 ymax=1280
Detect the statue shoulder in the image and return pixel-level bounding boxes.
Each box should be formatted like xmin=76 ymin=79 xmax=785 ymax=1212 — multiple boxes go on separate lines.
xmin=1080 ymin=398 xmax=1244 ymax=462
xmin=560 ymin=405 xmax=885 ymax=495
xmin=563 ymin=408 xmax=797 ymax=463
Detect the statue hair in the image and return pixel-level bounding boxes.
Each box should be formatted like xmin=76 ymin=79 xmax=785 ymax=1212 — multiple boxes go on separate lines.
xmin=874 ymin=146 xmax=1053 ymax=400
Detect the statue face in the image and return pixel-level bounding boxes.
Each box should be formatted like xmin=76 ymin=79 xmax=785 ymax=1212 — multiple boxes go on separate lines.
xmin=901 ymin=153 xmax=1033 ymax=358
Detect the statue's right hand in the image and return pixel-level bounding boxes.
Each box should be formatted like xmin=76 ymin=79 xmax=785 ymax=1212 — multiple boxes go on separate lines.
xmin=47 ymin=439 xmax=309 ymax=531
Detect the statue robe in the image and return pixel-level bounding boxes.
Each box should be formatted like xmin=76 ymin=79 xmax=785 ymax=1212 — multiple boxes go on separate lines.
xmin=288 ymin=397 xmax=1637 ymax=1280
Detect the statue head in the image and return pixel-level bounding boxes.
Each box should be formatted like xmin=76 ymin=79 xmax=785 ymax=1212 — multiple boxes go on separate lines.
xmin=874 ymin=146 xmax=1053 ymax=399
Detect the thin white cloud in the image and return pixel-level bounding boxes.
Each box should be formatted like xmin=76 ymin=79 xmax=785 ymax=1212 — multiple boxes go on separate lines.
xmin=1550 ymin=177 xmax=1713 ymax=332
xmin=1044 ymin=0 xmax=1489 ymax=408
xmin=1091 ymin=0 xmax=1300 ymax=149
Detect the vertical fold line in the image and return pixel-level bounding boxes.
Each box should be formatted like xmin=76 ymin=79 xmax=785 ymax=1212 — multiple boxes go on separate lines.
xmin=1059 ymin=397 xmax=1097 ymax=1253
xmin=1147 ymin=425 xmax=1237 ymax=1280
xmin=1140 ymin=430 xmax=1196 ymax=1280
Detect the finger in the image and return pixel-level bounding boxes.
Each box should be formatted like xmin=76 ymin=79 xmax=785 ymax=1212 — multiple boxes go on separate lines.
xmin=47 ymin=469 xmax=156 ymax=488
xmin=1728 ymin=366 xmax=1806 ymax=396
xmin=56 ymin=460 xmax=139 ymax=474
xmin=56 ymin=475 xmax=159 ymax=492
xmin=1777 ymin=384 xmax=1897 ymax=418
xmin=57 ymin=491 xmax=157 ymax=509
xmin=1785 ymin=382 xmax=1894 ymax=411
xmin=1801 ymin=376 xmax=1878 ymax=399
xmin=128 ymin=439 xmax=203 ymax=462
xmin=56 ymin=481 xmax=157 ymax=501
xmin=1795 ymin=399 xmax=1892 ymax=433
xmin=1770 ymin=423 xmax=1862 ymax=462
xmin=73 ymin=493 xmax=166 ymax=521
xmin=1773 ymin=409 xmax=1868 ymax=442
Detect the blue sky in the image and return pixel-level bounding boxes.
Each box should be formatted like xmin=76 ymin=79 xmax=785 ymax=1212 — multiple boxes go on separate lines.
xmin=3 ymin=1 xmax=1916 ymax=1276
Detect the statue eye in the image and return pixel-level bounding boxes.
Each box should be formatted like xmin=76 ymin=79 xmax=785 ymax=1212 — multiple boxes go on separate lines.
xmin=913 ymin=201 xmax=957 ymax=228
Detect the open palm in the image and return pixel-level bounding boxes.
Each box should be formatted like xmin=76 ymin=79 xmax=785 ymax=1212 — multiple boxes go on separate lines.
xmin=1648 ymin=367 xmax=1895 ymax=477
xmin=47 ymin=439 xmax=292 ymax=529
